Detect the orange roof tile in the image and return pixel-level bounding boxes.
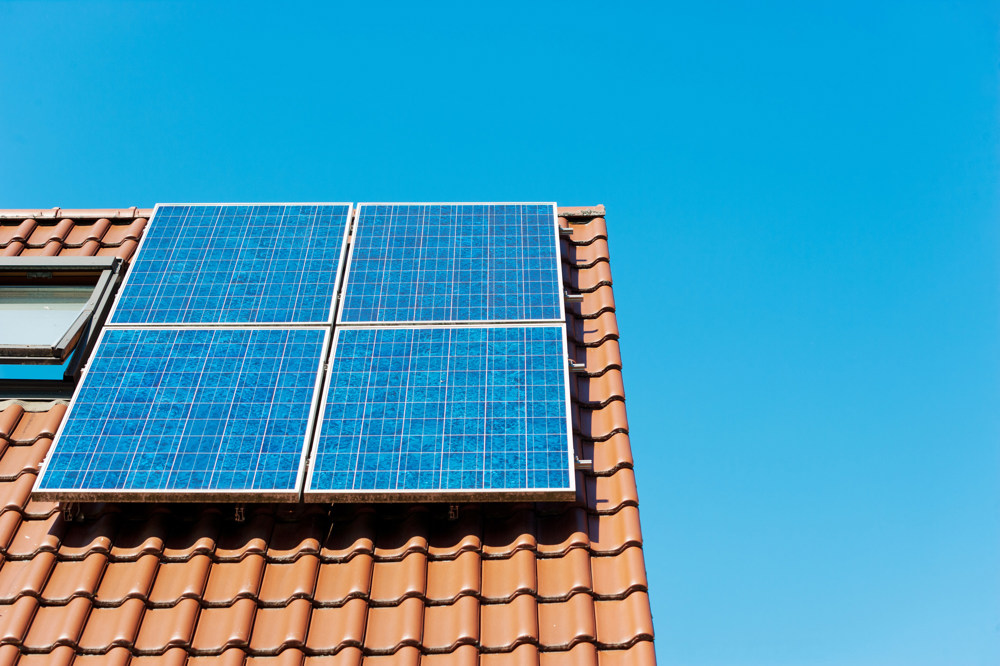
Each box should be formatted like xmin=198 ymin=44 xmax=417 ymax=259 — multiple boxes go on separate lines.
xmin=0 ymin=207 xmax=655 ymax=663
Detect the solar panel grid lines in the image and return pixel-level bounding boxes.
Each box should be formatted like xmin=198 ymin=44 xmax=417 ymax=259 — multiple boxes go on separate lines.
xmin=337 ymin=202 xmax=564 ymax=326
xmin=107 ymin=203 xmax=353 ymax=327
xmin=304 ymin=323 xmax=575 ymax=502
xmin=34 ymin=326 xmax=330 ymax=502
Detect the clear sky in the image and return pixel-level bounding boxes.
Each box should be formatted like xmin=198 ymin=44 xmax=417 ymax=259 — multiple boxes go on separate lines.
xmin=2 ymin=2 xmax=998 ymax=664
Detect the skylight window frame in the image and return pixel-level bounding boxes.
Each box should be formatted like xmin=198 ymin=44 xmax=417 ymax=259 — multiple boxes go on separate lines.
xmin=0 ymin=257 xmax=123 ymax=397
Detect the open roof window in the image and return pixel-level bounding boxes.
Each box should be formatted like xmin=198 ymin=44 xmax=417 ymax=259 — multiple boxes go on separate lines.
xmin=0 ymin=257 xmax=123 ymax=398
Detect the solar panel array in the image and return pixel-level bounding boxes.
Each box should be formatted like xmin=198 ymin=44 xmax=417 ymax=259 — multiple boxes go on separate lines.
xmin=308 ymin=326 xmax=570 ymax=497
xmin=37 ymin=328 xmax=325 ymax=498
xmin=339 ymin=203 xmax=563 ymax=324
xmin=110 ymin=204 xmax=350 ymax=325
xmin=36 ymin=202 xmax=574 ymax=502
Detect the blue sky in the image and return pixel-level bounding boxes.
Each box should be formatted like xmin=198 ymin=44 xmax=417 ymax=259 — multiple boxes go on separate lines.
xmin=2 ymin=1 xmax=998 ymax=664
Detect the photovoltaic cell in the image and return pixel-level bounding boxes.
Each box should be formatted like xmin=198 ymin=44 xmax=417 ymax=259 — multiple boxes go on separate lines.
xmin=307 ymin=325 xmax=572 ymax=498
xmin=339 ymin=204 xmax=562 ymax=324
xmin=110 ymin=204 xmax=350 ymax=325
xmin=36 ymin=327 xmax=326 ymax=498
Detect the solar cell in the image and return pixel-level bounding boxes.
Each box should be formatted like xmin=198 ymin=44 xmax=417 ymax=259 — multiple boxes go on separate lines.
xmin=109 ymin=204 xmax=351 ymax=325
xmin=307 ymin=324 xmax=573 ymax=500
xmin=339 ymin=203 xmax=563 ymax=324
xmin=35 ymin=327 xmax=327 ymax=501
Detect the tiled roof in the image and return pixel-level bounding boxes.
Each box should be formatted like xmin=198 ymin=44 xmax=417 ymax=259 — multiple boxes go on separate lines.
xmin=0 ymin=207 xmax=655 ymax=665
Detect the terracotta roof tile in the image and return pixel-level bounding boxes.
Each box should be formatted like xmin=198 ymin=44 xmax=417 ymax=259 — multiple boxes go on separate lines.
xmin=77 ymin=597 xmax=145 ymax=649
xmin=591 ymin=547 xmax=648 ymax=598
xmin=249 ymin=598 xmax=311 ymax=653
xmin=0 ymin=553 xmax=54 ymax=602
xmin=421 ymin=595 xmax=479 ymax=652
xmin=95 ymin=553 xmax=159 ymax=604
xmin=134 ymin=597 xmax=201 ymax=652
xmin=368 ymin=552 xmax=426 ymax=603
xmin=480 ymin=594 xmax=537 ymax=650
xmin=0 ymin=595 xmax=38 ymax=646
xmin=40 ymin=552 xmax=106 ymax=602
xmin=538 ymin=593 xmax=597 ymax=648
xmin=363 ymin=597 xmax=424 ymax=652
xmin=537 ymin=548 xmax=592 ymax=600
xmin=594 ymin=592 xmax=654 ymax=648
xmin=148 ymin=554 xmax=211 ymax=605
xmin=0 ymin=439 xmax=50 ymax=480
xmin=0 ymin=206 xmax=655 ymax=662
xmin=191 ymin=598 xmax=256 ymax=652
xmin=314 ymin=554 xmax=373 ymax=605
xmin=20 ymin=596 xmax=91 ymax=649
xmin=305 ymin=597 xmax=367 ymax=651
xmin=425 ymin=550 xmax=480 ymax=602
xmin=481 ymin=550 xmax=536 ymax=602
xmin=203 ymin=555 xmax=266 ymax=605
xmin=259 ymin=555 xmax=319 ymax=604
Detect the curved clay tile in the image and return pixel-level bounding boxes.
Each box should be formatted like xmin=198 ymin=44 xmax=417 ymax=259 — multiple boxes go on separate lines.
xmin=26 ymin=219 xmax=73 ymax=247
xmin=425 ymin=550 xmax=480 ymax=603
xmin=537 ymin=592 xmax=597 ymax=648
xmin=20 ymin=596 xmax=91 ymax=649
xmin=587 ymin=507 xmax=644 ymax=555
xmin=0 ymin=553 xmax=55 ymax=602
xmin=40 ymin=551 xmax=107 ymax=602
xmin=95 ymin=554 xmax=159 ymax=605
xmin=565 ymin=218 xmax=608 ymax=246
xmin=190 ymin=598 xmax=256 ymax=652
xmin=593 ymin=591 xmax=654 ymax=648
xmin=248 ymin=598 xmax=311 ymax=654
xmin=304 ymin=597 xmax=367 ymax=652
xmin=421 ymin=595 xmax=480 ymax=652
xmin=313 ymin=553 xmax=373 ymax=605
xmin=202 ymin=555 xmax=266 ymax=606
xmin=584 ymin=468 xmax=639 ymax=514
xmin=133 ymin=597 xmax=201 ymax=651
xmin=536 ymin=547 xmax=593 ymax=601
xmin=258 ymin=555 xmax=320 ymax=605
xmin=479 ymin=593 xmax=537 ymax=651
xmin=481 ymin=550 xmax=536 ymax=602
xmin=591 ymin=547 xmax=648 ymax=599
xmin=368 ymin=551 xmax=427 ymax=603
xmin=147 ymin=555 xmax=211 ymax=606
xmin=362 ymin=597 xmax=424 ymax=652
xmin=65 ymin=218 xmax=112 ymax=246
xmin=0 ymin=219 xmax=37 ymax=246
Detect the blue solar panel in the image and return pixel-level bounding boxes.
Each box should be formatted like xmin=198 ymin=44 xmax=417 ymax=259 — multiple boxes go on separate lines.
xmin=37 ymin=327 xmax=326 ymax=499
xmin=307 ymin=325 xmax=572 ymax=498
xmin=339 ymin=203 xmax=563 ymax=324
xmin=110 ymin=204 xmax=350 ymax=325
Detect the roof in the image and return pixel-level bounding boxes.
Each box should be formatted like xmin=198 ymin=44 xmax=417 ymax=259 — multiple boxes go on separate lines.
xmin=0 ymin=207 xmax=655 ymax=665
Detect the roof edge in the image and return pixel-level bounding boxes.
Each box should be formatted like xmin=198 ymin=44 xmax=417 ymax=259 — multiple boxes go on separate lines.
xmin=0 ymin=207 xmax=152 ymax=221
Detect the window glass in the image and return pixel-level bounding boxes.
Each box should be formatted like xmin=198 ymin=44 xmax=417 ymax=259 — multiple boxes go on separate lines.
xmin=0 ymin=285 xmax=93 ymax=346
